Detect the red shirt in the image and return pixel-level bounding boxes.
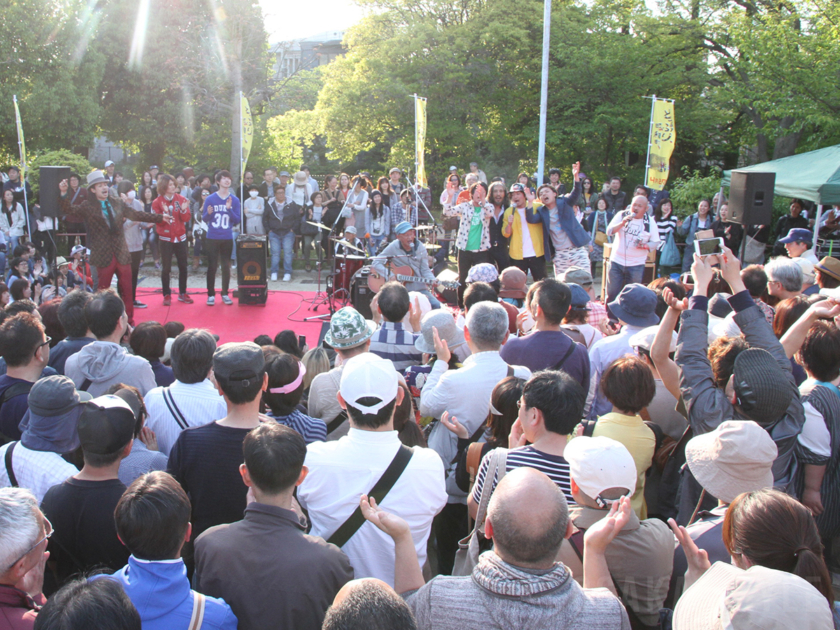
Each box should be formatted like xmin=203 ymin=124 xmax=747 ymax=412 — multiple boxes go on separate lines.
xmin=152 ymin=194 xmax=191 ymax=242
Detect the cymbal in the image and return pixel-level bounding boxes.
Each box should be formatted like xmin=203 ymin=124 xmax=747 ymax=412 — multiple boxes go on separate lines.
xmin=414 ymin=224 xmax=435 ymax=230
xmin=424 ymin=243 xmax=441 ymax=250
xmin=306 ymin=221 xmax=331 ymax=230
xmin=335 ymin=239 xmax=366 ymax=254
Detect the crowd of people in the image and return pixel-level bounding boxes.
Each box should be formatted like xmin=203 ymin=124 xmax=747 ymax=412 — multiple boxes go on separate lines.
xmin=1 ymin=158 xmax=840 ymax=629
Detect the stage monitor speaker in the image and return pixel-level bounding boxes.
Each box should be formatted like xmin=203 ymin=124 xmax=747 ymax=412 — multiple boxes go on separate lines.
xmin=351 ymin=267 xmax=374 ymax=319
xmin=238 ymin=286 xmax=267 ymax=306
xmin=728 ymin=171 xmax=775 ymax=226
xmin=236 ymin=235 xmax=268 ymax=286
xmin=39 ymin=166 xmax=71 ymax=218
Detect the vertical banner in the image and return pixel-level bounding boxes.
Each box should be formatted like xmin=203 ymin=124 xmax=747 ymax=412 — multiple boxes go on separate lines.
xmin=415 ymin=96 xmax=427 ymax=188
xmin=645 ymin=98 xmax=676 ymax=191
xmin=240 ymin=92 xmax=253 ymax=172
xmin=13 ymin=95 xmax=26 ymax=178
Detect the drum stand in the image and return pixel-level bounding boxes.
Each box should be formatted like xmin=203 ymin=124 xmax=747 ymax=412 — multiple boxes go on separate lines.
xmin=303 ymin=252 xmax=335 ymax=320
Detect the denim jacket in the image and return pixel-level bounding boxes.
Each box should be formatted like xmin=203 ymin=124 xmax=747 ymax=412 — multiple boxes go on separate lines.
xmin=676 ymin=212 xmax=712 ymax=246
xmin=526 ymin=180 xmax=591 ymax=261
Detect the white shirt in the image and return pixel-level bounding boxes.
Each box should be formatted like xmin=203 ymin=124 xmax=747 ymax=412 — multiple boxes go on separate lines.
xmin=515 ymin=206 xmax=536 ymax=258
xmin=607 ymin=212 xmax=660 ymax=267
xmin=144 ymin=379 xmax=227 ymax=456
xmin=419 ymin=351 xmax=532 ymax=501
xmin=0 ymin=442 xmax=78 ymax=503
xmin=587 ymin=325 xmax=645 ymax=418
xmin=298 ymin=428 xmax=446 ymax=586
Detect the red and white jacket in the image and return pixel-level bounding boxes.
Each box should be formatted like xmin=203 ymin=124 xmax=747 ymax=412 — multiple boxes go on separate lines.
xmin=152 ymin=194 xmax=191 ymax=242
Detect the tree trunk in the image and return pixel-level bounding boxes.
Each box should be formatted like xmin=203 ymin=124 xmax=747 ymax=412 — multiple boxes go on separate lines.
xmin=772 ymin=116 xmax=802 ymax=159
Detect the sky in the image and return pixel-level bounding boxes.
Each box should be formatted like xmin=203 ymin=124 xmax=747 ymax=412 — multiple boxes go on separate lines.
xmin=259 ymin=0 xmax=364 ymax=42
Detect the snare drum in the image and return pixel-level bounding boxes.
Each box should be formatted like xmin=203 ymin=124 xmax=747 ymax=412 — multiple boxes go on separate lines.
xmin=333 ymin=255 xmax=366 ymax=293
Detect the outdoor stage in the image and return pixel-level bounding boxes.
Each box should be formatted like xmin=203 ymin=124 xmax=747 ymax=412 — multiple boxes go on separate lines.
xmin=132 ymin=288 xmax=330 ymax=346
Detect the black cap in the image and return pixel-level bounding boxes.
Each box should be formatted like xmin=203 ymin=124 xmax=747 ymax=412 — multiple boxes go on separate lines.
xmin=213 ymin=342 xmax=265 ymax=385
xmin=78 ymin=395 xmax=135 ymax=454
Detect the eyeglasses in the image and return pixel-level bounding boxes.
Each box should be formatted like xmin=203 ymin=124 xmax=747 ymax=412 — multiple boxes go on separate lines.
xmin=7 ymin=516 xmax=52 ymax=570
xmin=35 ymin=336 xmax=51 ymax=355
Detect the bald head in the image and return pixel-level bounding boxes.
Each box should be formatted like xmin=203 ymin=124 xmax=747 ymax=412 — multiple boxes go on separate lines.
xmin=486 ymin=467 xmax=569 ymax=567
xmin=629 ymin=194 xmax=648 ymax=218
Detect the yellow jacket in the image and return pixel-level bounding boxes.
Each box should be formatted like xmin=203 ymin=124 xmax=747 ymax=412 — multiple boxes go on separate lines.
xmin=502 ymin=205 xmax=545 ymax=260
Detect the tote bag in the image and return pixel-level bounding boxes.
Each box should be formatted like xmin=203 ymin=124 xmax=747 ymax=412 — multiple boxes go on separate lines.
xmin=660 ymin=231 xmax=681 ymax=267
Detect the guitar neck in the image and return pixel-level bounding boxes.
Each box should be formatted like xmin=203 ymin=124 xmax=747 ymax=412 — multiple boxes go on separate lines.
xmin=395 ymin=274 xmax=434 ymax=286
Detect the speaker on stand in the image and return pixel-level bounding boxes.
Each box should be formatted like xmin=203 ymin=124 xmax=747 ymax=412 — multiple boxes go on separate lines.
xmin=38 ymin=166 xmax=71 ymax=218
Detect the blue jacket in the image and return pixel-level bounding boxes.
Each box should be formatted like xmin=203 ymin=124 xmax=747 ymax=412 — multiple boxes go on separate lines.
xmin=526 ymin=180 xmax=591 ymax=261
xmin=100 ymin=556 xmax=238 ymax=630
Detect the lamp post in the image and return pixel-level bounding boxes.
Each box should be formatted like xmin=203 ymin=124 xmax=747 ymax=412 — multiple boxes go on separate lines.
xmin=536 ymin=0 xmax=551 ymax=187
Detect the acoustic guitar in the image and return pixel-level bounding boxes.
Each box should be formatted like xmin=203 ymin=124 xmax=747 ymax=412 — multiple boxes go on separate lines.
xmin=368 ymin=263 xmax=460 ymax=294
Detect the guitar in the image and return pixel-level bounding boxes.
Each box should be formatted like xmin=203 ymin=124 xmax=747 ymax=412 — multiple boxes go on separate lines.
xmin=368 ymin=263 xmax=460 ymax=294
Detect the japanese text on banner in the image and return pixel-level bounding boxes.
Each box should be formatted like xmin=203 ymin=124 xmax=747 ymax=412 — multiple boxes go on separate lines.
xmin=646 ymin=99 xmax=675 ymax=191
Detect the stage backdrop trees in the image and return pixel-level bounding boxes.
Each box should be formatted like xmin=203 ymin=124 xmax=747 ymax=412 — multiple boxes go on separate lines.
xmin=0 ymin=0 xmax=104 ymax=157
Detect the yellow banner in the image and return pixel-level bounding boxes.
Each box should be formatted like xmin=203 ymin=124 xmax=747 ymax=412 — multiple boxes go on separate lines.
xmin=13 ymin=96 xmax=26 ymax=179
xmin=241 ymin=93 xmax=253 ymax=172
xmin=645 ymin=99 xmax=675 ymax=191
xmin=415 ymin=97 xmax=427 ymax=188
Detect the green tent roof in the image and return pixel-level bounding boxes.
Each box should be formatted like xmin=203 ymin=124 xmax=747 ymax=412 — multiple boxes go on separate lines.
xmin=721 ymin=144 xmax=840 ymax=206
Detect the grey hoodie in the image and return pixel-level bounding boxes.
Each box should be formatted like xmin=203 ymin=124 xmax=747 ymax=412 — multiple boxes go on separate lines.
xmin=65 ymin=341 xmax=157 ymax=397
xmin=405 ymin=552 xmax=630 ymax=630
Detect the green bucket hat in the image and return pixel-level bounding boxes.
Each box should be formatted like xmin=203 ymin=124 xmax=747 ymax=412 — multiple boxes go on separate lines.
xmin=324 ymin=307 xmax=376 ymax=350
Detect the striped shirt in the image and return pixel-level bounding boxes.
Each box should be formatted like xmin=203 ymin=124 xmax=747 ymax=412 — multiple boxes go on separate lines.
xmin=655 ymin=215 xmax=678 ymax=249
xmin=144 ymin=379 xmax=228 ymax=456
xmin=471 ymin=445 xmax=575 ymax=506
xmin=369 ymin=322 xmax=423 ymax=373
xmin=268 ymin=409 xmax=327 ymax=444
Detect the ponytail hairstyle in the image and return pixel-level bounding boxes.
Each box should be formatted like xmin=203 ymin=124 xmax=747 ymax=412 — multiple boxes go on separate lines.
xmin=486 ymin=376 xmax=525 ymax=449
xmin=722 ymin=488 xmax=833 ymax=605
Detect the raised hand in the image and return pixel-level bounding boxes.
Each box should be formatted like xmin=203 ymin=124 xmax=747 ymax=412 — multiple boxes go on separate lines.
xmin=360 ymin=495 xmax=411 ymax=540
xmin=584 ymin=496 xmax=633 ymax=554
xmin=58 ymin=179 xmax=68 ymax=194
xmin=571 ymin=161 xmax=581 ymax=180
xmin=663 ymin=286 xmax=689 ymax=312
xmin=440 ymin=411 xmax=469 ymax=439
xmin=668 ymin=518 xmax=711 ymax=587
xmin=432 ymin=326 xmax=451 ymax=364
xmin=508 ymin=418 xmax=527 ymax=448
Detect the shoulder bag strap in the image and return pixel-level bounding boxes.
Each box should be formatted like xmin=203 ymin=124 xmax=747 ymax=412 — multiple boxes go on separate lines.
xmin=328 ymin=445 xmax=414 ymax=548
xmin=163 ymin=387 xmax=189 ymax=430
xmin=568 ymin=527 xmax=586 ymax=561
xmin=551 ymin=342 xmax=577 ymax=372
xmin=326 ymin=410 xmax=348 ymax=435
xmin=450 ymin=422 xmax=486 ymax=466
xmin=476 ymin=448 xmax=508 ymax=537
xmin=188 ymin=592 xmax=205 ymax=630
xmin=4 ymin=441 xmax=18 ymax=487
xmin=506 ymin=365 xmax=514 ymax=378
xmin=79 ymin=378 xmax=92 ymax=392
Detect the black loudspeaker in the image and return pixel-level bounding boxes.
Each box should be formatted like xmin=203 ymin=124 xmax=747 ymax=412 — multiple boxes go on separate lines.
xmin=236 ymin=235 xmax=267 ymax=286
xmin=728 ymin=171 xmax=775 ymax=226
xmin=39 ymin=166 xmax=71 ymax=218
xmin=238 ymin=286 xmax=267 ymax=306
xmin=351 ymin=267 xmax=374 ymax=319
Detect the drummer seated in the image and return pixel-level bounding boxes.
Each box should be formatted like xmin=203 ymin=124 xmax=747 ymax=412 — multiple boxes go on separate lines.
xmin=335 ymin=226 xmax=365 ymax=256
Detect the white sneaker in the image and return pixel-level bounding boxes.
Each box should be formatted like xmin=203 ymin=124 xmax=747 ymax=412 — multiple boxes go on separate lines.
xmin=222 ymin=295 xmax=233 ymax=305
xmin=231 ymin=263 xmax=236 ymax=269
xmin=206 ymin=296 xmax=215 ymax=305
xmin=271 ymin=272 xmax=278 ymax=281
xmin=283 ymin=274 xmax=291 ymax=282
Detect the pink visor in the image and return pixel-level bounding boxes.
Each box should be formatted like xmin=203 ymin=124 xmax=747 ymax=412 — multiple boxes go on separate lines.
xmin=268 ymin=362 xmax=307 ymax=394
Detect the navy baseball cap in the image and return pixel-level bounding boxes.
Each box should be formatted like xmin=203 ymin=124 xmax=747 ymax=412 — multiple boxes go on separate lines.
xmin=778 ymin=228 xmax=813 ymax=246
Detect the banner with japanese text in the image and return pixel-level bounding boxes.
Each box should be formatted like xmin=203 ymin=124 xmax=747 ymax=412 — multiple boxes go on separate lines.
xmin=241 ymin=93 xmax=253 ymax=172
xmin=415 ymin=97 xmax=427 ymax=188
xmin=645 ymin=99 xmax=675 ymax=191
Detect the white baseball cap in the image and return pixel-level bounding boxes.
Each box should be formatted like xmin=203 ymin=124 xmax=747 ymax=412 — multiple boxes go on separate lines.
xmin=629 ymin=325 xmax=677 ymax=353
xmin=564 ymin=436 xmax=637 ymax=506
xmin=104 ymin=160 xmax=115 ymax=167
xmin=339 ymin=353 xmax=399 ymax=414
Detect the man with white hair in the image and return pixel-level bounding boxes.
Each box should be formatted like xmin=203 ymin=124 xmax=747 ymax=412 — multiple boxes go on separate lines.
xmin=420 ymin=301 xmax=531 ymax=574
xmin=605 ymin=194 xmax=660 ymax=306
xmin=764 ymin=256 xmax=803 ymax=300
xmin=298 ymin=353 xmax=446 ymax=586
xmin=0 ymin=487 xmax=50 ymax=627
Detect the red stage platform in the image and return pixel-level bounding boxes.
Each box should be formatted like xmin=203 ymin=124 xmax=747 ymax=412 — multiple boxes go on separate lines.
xmin=132 ymin=288 xmax=330 ymax=347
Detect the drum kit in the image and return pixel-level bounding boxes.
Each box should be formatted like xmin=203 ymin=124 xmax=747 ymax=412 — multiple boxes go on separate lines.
xmin=303 ymin=219 xmax=442 ymax=321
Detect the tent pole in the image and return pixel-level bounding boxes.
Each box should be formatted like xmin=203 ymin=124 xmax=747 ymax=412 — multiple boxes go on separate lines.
xmin=812 ymin=204 xmax=823 ymax=259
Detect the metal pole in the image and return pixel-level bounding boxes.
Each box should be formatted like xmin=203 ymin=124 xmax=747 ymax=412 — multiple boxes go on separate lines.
xmin=413 ymin=94 xmax=419 ymax=184
xmin=812 ymin=204 xmax=824 ymax=259
xmin=536 ymin=0 xmax=551 ymax=187
xmin=643 ymin=95 xmax=656 ymax=189
xmin=13 ymin=95 xmax=31 ymax=239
